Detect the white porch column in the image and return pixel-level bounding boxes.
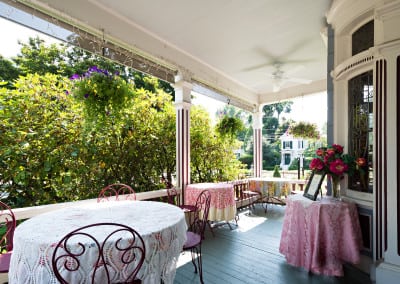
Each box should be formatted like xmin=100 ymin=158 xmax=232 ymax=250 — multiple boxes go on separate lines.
xmin=252 ymin=110 xmax=263 ymax=177
xmin=174 ymin=76 xmax=192 ymax=193
xmin=375 ymin=37 xmax=400 ymax=284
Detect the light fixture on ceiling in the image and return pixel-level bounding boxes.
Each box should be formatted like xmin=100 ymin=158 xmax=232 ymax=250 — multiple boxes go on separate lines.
xmin=271 ymin=63 xmax=312 ymax=92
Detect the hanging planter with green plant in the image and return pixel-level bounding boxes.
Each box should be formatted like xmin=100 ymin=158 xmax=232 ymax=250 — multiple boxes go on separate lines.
xmin=70 ymin=66 xmax=135 ymax=123
xmin=216 ymin=116 xmax=244 ymax=138
xmin=288 ymin=121 xmax=319 ymax=139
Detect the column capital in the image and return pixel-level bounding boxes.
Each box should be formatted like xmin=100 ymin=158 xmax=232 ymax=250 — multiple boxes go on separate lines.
xmin=174 ymin=101 xmax=191 ymax=110
xmin=173 ymin=72 xmax=193 ymax=104
xmin=252 ymin=111 xmax=263 ymax=129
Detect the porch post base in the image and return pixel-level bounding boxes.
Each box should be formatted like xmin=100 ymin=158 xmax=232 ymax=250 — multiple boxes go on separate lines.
xmin=376 ymin=261 xmax=400 ymax=284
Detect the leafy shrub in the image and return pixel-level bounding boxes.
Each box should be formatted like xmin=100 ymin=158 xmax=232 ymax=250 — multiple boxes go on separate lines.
xmin=273 ymin=165 xmax=281 ymax=177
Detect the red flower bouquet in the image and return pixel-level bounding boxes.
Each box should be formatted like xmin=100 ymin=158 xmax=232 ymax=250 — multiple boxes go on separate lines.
xmin=309 ymin=144 xmax=366 ymax=197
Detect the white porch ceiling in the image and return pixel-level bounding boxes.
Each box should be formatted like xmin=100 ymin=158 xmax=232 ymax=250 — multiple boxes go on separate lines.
xmin=10 ymin=0 xmax=332 ymax=110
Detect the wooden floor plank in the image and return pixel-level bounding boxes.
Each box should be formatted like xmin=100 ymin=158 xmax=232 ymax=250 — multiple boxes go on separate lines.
xmin=174 ymin=205 xmax=372 ymax=284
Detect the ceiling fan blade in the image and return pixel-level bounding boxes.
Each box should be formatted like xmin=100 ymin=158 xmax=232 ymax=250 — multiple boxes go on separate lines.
xmin=242 ymin=61 xmax=274 ymax=72
xmin=284 ymin=77 xmax=312 ymax=84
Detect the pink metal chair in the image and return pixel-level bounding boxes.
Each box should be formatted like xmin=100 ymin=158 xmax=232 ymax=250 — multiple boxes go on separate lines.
xmin=166 ymin=186 xmax=179 ymax=205
xmin=97 ymin=183 xmax=136 ymax=202
xmin=51 ymin=222 xmax=145 ymax=284
xmin=0 ymin=201 xmax=16 ymax=273
xmin=182 ymin=190 xmax=211 ymax=284
xmin=167 ymin=186 xmax=198 ymax=227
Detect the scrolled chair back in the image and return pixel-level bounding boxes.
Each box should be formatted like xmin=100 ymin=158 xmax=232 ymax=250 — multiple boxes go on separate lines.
xmin=0 ymin=200 xmax=16 ymax=252
xmin=97 ymin=183 xmax=136 ymax=202
xmin=166 ymin=187 xmax=179 ymax=205
xmin=189 ymin=190 xmax=211 ymax=238
xmin=51 ymin=222 xmax=145 ymax=284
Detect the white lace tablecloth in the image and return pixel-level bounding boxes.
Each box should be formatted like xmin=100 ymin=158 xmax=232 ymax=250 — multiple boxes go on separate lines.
xmin=9 ymin=200 xmax=187 ymax=284
xmin=185 ymin=183 xmax=236 ymax=222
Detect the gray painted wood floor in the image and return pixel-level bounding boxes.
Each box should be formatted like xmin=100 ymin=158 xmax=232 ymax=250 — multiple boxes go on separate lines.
xmin=174 ymin=204 xmax=373 ymax=284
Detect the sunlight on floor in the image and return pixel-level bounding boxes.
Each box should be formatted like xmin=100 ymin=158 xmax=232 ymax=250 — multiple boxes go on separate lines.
xmin=236 ymin=211 xmax=267 ymax=232
xmin=177 ymin=251 xmax=194 ymax=268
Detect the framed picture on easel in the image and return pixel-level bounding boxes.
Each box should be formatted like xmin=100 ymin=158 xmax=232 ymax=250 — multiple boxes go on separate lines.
xmin=303 ymin=171 xmax=326 ymax=201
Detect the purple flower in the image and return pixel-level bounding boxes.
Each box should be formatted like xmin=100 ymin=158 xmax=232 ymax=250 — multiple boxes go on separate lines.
xmin=65 ymin=90 xmax=69 ymax=95
xmin=70 ymin=74 xmax=80 ymax=80
xmin=88 ymin=66 xmax=101 ymax=73
xmin=84 ymin=93 xmax=89 ymax=99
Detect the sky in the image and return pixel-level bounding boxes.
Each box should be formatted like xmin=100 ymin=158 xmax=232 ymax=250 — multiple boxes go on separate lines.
xmin=1 ymin=17 xmax=327 ymax=129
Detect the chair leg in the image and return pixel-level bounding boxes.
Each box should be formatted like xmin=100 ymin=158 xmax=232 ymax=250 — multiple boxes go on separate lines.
xmin=206 ymin=221 xmax=215 ymax=237
xmin=195 ymin=246 xmax=204 ymax=284
xmin=190 ymin=248 xmax=198 ymax=274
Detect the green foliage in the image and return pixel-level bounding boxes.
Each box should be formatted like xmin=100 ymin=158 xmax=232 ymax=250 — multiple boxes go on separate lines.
xmin=70 ymin=66 xmax=136 ymax=125
xmin=239 ymin=154 xmax=253 ymax=169
xmin=0 ymin=73 xmax=179 ymax=207
xmin=12 ymin=37 xmax=68 ymax=76
xmin=216 ymin=116 xmax=244 ymax=138
xmin=273 ymin=165 xmax=281 ymax=177
xmin=288 ymin=121 xmax=319 ymax=139
xmin=190 ymin=107 xmax=244 ymax=182
xmin=0 ymin=56 xmax=20 ymax=88
xmin=262 ymin=141 xmax=281 ymax=169
xmin=0 ymin=36 xmax=246 ymax=207
xmin=0 ymin=73 xmax=85 ymax=206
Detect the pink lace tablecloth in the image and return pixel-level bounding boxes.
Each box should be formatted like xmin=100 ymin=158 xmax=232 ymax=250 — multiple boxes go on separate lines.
xmin=279 ymin=194 xmax=363 ymax=276
xmin=9 ymin=201 xmax=187 ymax=284
xmin=185 ymin=183 xmax=236 ymax=222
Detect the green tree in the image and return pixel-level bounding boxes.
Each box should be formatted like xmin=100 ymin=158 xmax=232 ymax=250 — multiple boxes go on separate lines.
xmin=191 ymin=107 xmax=243 ymax=182
xmin=0 ymin=36 xmax=246 ymax=207
xmin=12 ymin=37 xmax=68 ymax=76
xmin=0 ymin=73 xmax=84 ymax=206
xmin=0 ymin=56 xmax=21 ymax=88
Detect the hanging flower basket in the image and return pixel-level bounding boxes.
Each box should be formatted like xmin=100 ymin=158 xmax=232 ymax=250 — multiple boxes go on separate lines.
xmin=70 ymin=66 xmax=135 ymax=122
xmin=288 ymin=121 xmax=319 ymax=139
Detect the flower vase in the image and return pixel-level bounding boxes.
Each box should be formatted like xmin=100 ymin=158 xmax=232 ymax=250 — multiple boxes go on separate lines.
xmin=331 ymin=178 xmax=340 ymax=199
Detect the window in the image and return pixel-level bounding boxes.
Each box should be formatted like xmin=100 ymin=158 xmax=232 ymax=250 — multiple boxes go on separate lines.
xmin=352 ymin=20 xmax=374 ymax=56
xmin=298 ymin=140 xmax=304 ymax=149
xmin=348 ymin=71 xmax=373 ymax=192
xmin=283 ymin=141 xmax=292 ymax=149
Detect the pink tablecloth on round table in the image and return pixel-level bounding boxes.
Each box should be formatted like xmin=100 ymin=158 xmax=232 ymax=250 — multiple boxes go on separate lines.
xmin=279 ymin=194 xmax=363 ymax=276
xmin=185 ymin=183 xmax=236 ymax=222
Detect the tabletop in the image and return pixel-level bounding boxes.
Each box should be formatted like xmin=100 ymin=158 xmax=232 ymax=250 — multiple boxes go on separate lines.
xmin=185 ymin=183 xmax=236 ymax=222
xmin=9 ymin=200 xmax=187 ymax=284
xmin=279 ymin=194 xmax=363 ymax=276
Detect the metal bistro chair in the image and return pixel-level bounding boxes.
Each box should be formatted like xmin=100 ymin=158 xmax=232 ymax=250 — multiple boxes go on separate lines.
xmin=182 ymin=190 xmax=211 ymax=284
xmin=0 ymin=200 xmax=16 ymax=273
xmin=97 ymin=183 xmax=136 ymax=202
xmin=166 ymin=186 xmax=198 ymax=227
xmin=51 ymin=222 xmax=145 ymax=284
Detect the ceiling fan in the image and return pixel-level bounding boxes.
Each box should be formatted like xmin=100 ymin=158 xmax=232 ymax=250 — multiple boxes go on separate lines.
xmin=243 ymin=46 xmax=314 ymax=92
xmin=270 ymin=63 xmax=312 ymax=92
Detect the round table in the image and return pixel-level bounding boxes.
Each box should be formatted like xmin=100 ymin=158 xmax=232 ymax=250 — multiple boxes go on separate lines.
xmin=9 ymin=200 xmax=187 ymax=284
xmin=279 ymin=194 xmax=362 ymax=276
xmin=185 ymin=182 xmax=236 ymax=222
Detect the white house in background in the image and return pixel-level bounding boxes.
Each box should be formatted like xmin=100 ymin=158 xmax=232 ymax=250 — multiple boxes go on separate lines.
xmin=279 ymin=131 xmax=308 ymax=170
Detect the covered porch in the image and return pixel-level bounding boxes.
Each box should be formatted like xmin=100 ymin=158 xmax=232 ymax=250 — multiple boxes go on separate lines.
xmin=1 ymin=1 xmax=400 ymax=283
